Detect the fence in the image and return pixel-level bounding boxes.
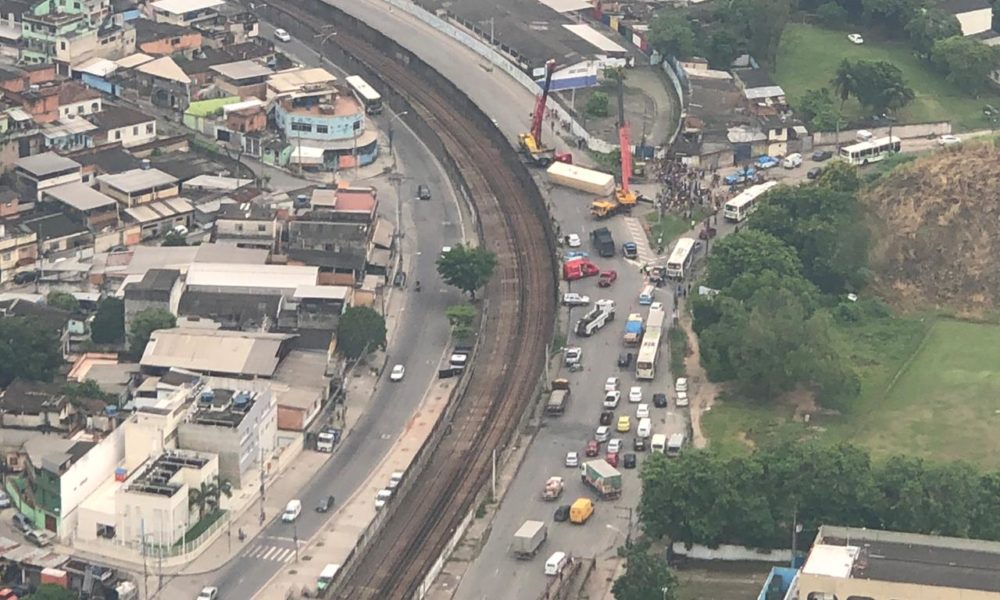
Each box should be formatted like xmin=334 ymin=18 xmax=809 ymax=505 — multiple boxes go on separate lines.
xmin=812 ymin=121 xmax=952 ymax=146
xmin=73 ymin=511 xmax=231 ymax=569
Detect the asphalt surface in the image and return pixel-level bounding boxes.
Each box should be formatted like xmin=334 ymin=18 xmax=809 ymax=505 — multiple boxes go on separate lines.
xmin=159 ymin=25 xmax=468 ymax=600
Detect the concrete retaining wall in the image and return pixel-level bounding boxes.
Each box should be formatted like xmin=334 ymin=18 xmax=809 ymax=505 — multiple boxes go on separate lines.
xmin=672 ymin=542 xmax=792 ymax=563
xmin=812 ymin=121 xmax=951 ymax=146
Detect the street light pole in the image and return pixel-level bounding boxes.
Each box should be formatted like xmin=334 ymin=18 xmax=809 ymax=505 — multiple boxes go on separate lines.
xmin=387 ymin=110 xmax=409 ymax=170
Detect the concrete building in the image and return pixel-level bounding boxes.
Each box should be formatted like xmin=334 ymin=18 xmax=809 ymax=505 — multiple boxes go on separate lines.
xmin=0 ymin=221 xmax=38 ymax=284
xmin=149 ymin=0 xmax=224 ymax=27
xmin=122 ymin=196 xmax=193 ymax=240
xmin=0 ymin=379 xmax=72 ymax=431
xmin=139 ymin=328 xmax=296 ymax=379
xmin=209 ymin=60 xmax=272 ymax=100
xmin=20 ymin=0 xmax=135 ymax=75
xmin=97 ymin=167 xmax=179 ymax=207
xmin=133 ymin=18 xmax=202 ymax=57
xmin=176 ymin=382 xmax=276 ymax=488
xmin=57 ymin=81 xmax=102 ymax=120
xmin=122 ymin=268 xmax=181 ymax=332
xmin=213 ymin=201 xmax=276 ymax=250
xmin=14 ymin=152 xmax=82 ymax=200
xmin=87 ymin=105 xmax=156 ymax=148
xmin=17 ymin=210 xmax=92 ymax=256
xmin=791 ymin=525 xmax=1000 ymax=600
xmin=41 ymin=181 xmax=119 ymax=230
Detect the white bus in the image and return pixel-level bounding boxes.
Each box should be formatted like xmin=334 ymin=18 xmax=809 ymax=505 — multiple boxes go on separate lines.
xmin=645 ymin=305 xmax=665 ymax=333
xmin=636 ymin=329 xmax=661 ymax=380
xmin=665 ymin=238 xmax=696 ymax=280
xmin=839 ymin=136 xmax=900 ymax=166
xmin=345 ymin=75 xmax=383 ymax=114
xmin=722 ymin=180 xmax=779 ymax=223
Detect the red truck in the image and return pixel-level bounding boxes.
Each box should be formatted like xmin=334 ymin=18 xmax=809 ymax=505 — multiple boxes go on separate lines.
xmin=563 ymin=258 xmax=600 ymax=281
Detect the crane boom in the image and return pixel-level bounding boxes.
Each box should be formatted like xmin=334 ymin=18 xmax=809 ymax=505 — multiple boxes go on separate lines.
xmin=617 ymin=75 xmax=631 ymax=196
xmin=531 ymin=59 xmax=557 ymax=147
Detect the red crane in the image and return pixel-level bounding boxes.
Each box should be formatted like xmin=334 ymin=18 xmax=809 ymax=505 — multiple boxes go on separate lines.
xmin=518 ymin=59 xmax=572 ymax=166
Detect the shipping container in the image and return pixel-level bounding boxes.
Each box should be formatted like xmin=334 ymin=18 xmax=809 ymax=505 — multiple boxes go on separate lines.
xmin=547 ymin=162 xmax=616 ymax=196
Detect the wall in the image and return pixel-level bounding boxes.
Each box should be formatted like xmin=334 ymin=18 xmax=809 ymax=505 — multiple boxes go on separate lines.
xmin=58 ymin=427 xmax=125 ymax=541
xmin=60 ymin=97 xmax=102 ymax=119
xmin=812 ymin=121 xmax=951 ymax=146
xmin=273 ymin=103 xmax=365 ymax=141
xmin=99 ymin=180 xmax=178 ymax=207
xmin=101 ymin=120 xmax=157 ymax=148
xmin=671 ymin=542 xmax=792 ymax=563
xmin=796 ymin=572 xmax=1000 ymax=600
xmin=115 ymin=482 xmax=189 ymax=546
xmin=138 ymin=31 xmax=202 ymax=56
xmin=0 ymin=230 xmax=37 ymax=284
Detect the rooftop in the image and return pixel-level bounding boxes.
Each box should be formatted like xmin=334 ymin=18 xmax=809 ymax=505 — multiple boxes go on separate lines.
xmin=123 ymin=197 xmax=194 ymax=224
xmin=43 ymin=182 xmax=117 ymax=212
xmin=267 ymin=67 xmax=337 ymax=95
xmin=133 ymin=17 xmax=198 ymax=42
xmin=66 ymin=145 xmax=141 ymax=174
xmin=218 ymin=201 xmax=273 ymax=221
xmin=939 ymin=0 xmax=992 ymax=13
xmin=733 ymin=67 xmax=775 ymax=90
xmin=150 ymin=0 xmax=224 ymax=15
xmin=126 ymin=268 xmax=180 ymax=299
xmin=0 ymin=379 xmax=68 ymax=414
xmin=125 ymin=450 xmax=211 ymax=498
xmin=135 ymin=56 xmax=191 ymax=84
xmin=0 ymin=298 xmax=69 ymax=332
xmin=18 ymin=212 xmax=89 ymax=241
xmin=98 ymin=168 xmax=178 ymax=194
xmin=15 ymin=152 xmax=81 ymax=178
xmin=41 ymin=118 xmax=98 ymax=140
xmin=185 ymin=262 xmax=318 ymax=291
xmin=57 ymin=81 xmax=101 ymax=106
xmin=140 ymin=328 xmax=295 ymax=377
xmin=116 ymin=53 xmax=155 ymax=70
xmin=72 ymin=57 xmax=118 ymax=78
xmin=210 ymin=60 xmax=273 ymax=81
xmin=188 ymin=387 xmax=258 ymax=428
xmin=310 ymin=187 xmax=377 ymax=213
xmin=87 ymin=105 xmax=156 ymax=130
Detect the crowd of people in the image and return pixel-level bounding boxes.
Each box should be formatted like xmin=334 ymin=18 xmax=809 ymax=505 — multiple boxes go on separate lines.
xmin=651 ymin=158 xmax=726 ymax=219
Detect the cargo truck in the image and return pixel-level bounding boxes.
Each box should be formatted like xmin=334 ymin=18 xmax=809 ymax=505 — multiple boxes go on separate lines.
xmin=512 ymin=520 xmax=548 ymax=559
xmin=542 ymin=476 xmax=564 ymax=501
xmin=580 ymin=459 xmax=622 ymax=499
xmin=546 ymin=162 xmax=616 ymax=196
xmin=546 ymin=379 xmax=571 ymax=416
xmin=623 ymin=313 xmax=644 ymax=346
xmin=590 ymin=227 xmax=616 ymax=258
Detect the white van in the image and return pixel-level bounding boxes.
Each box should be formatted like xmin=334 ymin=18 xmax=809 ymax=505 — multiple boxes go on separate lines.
xmin=544 ymin=551 xmax=569 ymax=576
xmin=650 ymin=433 xmax=667 ymax=454
xmin=666 ymin=433 xmax=685 ymax=457
xmin=317 ymin=563 xmax=340 ymax=592
xmin=637 ymin=418 xmax=652 ymax=439
xmin=782 ymin=153 xmax=802 ymax=169
xmin=282 ymin=499 xmax=302 ymax=522
xmin=638 ymin=285 xmax=656 ymax=306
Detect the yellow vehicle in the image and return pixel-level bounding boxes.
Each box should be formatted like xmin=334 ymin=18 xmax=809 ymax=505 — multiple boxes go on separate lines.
xmin=590 ymin=76 xmax=638 ymax=219
xmin=569 ymin=497 xmax=594 ymax=524
xmin=616 ymin=415 xmax=631 ymax=433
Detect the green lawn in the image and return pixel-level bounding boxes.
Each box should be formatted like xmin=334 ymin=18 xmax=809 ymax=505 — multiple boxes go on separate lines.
xmin=775 ymin=23 xmax=1000 ymax=131
xmin=704 ymin=317 xmax=1000 ymax=467
xmin=644 ymin=207 xmax=711 ymax=248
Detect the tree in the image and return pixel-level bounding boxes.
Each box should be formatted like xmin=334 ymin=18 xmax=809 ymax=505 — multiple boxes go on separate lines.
xmin=816 ymin=160 xmax=861 ymax=192
xmin=648 ymin=12 xmax=697 ymax=59
xmin=796 ymin=88 xmax=843 ymax=131
xmin=906 ymin=9 xmax=961 ymax=58
xmin=831 ymin=59 xmax=858 ymax=109
xmin=862 ymin=0 xmax=920 ymax=30
xmin=742 ymin=0 xmax=794 ymax=66
xmin=612 ymin=542 xmax=678 ymax=600
xmin=445 ymin=303 xmax=477 ymax=339
xmin=436 ymin=244 xmax=498 ymax=300
xmin=46 ymin=291 xmax=79 ymax=312
xmin=188 ymin=481 xmax=211 ymax=520
xmin=90 ymin=297 xmax=125 ymax=344
xmin=704 ymin=230 xmax=803 ymax=290
xmin=128 ymin=308 xmax=176 ymax=357
xmin=27 ymin=584 xmax=77 ymax=600
xmin=932 ymin=36 xmax=1000 ymax=95
xmin=816 ymin=1 xmax=849 ymax=26
xmin=162 ymin=230 xmax=188 ymax=246
xmin=833 ymin=59 xmax=915 ymax=114
xmin=63 ymin=379 xmax=113 ymax=401
xmin=0 ymin=317 xmax=63 ymax=387
xmin=336 ymin=306 xmax=387 ymax=360
xmin=585 ymin=91 xmax=610 ymax=117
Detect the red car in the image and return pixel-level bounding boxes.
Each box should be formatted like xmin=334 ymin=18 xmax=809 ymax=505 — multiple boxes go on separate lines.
xmin=585 ymin=440 xmax=599 ymax=457
xmin=563 ymin=258 xmax=601 ymax=281
xmin=598 ymin=270 xmax=618 ymax=287
xmin=605 ymin=452 xmax=619 ymax=468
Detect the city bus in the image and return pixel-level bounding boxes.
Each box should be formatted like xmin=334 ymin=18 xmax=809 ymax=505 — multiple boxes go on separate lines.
xmin=665 ymin=237 xmax=696 ymax=280
xmin=838 ymin=136 xmax=900 ymax=166
xmin=345 ymin=75 xmax=383 ymax=114
xmin=635 ymin=329 xmax=661 ymax=380
xmin=722 ymin=180 xmax=779 ymax=223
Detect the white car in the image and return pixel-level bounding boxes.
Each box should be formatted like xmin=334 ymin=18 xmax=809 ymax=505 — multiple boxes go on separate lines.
xmin=628 ymin=386 xmax=642 ymax=404
xmin=649 ymin=302 xmax=663 ymax=312
xmin=441 ymin=245 xmax=453 ymax=255
xmin=375 ymin=489 xmax=393 ymax=510
xmin=847 ymin=33 xmax=864 ymax=44
xmin=197 ymin=587 xmax=219 ymax=600
xmin=605 ymin=377 xmax=620 ymax=392
xmin=565 ymin=451 xmax=579 ymax=467
xmin=636 ymin=403 xmax=649 ymax=419
xmin=282 ymin=499 xmax=302 ymax=522
xmin=274 ymin=28 xmax=292 ymax=42
xmin=675 ymin=377 xmax=688 ymax=393
xmin=607 ymin=438 xmax=622 ymax=454
xmin=564 ymin=346 xmax=582 ymax=366
xmin=938 ymin=134 xmax=961 ymax=146
xmin=595 ymin=425 xmax=610 ymax=442
xmin=390 ymin=364 xmax=405 ymax=382
xmin=562 ymin=292 xmax=591 ymax=307
xmin=676 ymin=391 xmax=689 ymax=407
xmin=388 ymin=471 xmax=404 ymax=489
xmin=567 ymin=234 xmax=582 ymax=248
xmin=603 ymin=391 xmax=621 ymax=408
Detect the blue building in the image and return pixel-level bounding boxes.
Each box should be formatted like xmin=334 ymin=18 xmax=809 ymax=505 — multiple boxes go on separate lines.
xmin=272 ymin=86 xmax=378 ymax=170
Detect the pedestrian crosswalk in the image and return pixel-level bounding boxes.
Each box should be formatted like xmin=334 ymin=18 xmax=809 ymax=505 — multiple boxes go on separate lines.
xmin=240 ymin=543 xmax=298 ymax=562
xmin=622 ymin=217 xmax=657 ymax=265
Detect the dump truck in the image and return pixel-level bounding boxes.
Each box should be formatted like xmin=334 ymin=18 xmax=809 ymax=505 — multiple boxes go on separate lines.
xmin=580 ymin=459 xmax=622 ymax=499
xmin=512 ymin=520 xmax=548 ymax=559
xmin=590 ymin=227 xmax=615 ymax=258
xmin=542 ymin=476 xmax=565 ymax=501
xmin=546 ymin=379 xmax=571 ymax=416
xmin=623 ymin=313 xmax=644 ymax=346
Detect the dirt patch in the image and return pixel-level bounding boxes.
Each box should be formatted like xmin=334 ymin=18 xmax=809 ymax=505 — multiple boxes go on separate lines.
xmin=557 ymin=82 xmax=657 ymax=146
xmin=679 ymin=307 xmax=722 ymax=449
xmin=865 ymin=141 xmax=1000 ymax=316
xmin=784 ymin=388 xmax=818 ymax=421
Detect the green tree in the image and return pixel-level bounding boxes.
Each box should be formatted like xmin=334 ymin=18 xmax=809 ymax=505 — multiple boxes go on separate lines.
xmin=128 ymin=308 xmax=177 ymax=357
xmin=612 ymin=542 xmax=678 ymax=600
xmin=648 ymin=12 xmax=697 ymax=58
xmin=796 ymin=88 xmax=843 ymax=131
xmin=906 ymin=9 xmax=961 ymax=57
xmin=816 ymin=1 xmax=849 ymax=26
xmin=62 ymin=379 xmax=112 ymax=401
xmin=436 ymin=244 xmax=498 ymax=300
xmin=0 ymin=317 xmax=63 ymax=387
xmin=188 ymin=481 xmax=211 ymax=520
xmin=705 ymin=230 xmax=803 ymax=290
xmin=90 ymin=297 xmax=125 ymax=344
xmin=932 ymin=36 xmax=1000 ymax=95
xmin=46 ymin=291 xmax=79 ymax=312
xmin=743 ymin=0 xmax=793 ymax=65
xmin=27 ymin=584 xmax=77 ymax=600
xmin=445 ymin=303 xmax=477 ymax=339
xmin=585 ymin=91 xmax=610 ymax=117
xmin=831 ymin=59 xmax=858 ymax=109
xmin=849 ymin=60 xmax=915 ymax=114
xmin=162 ymin=231 xmax=188 ymax=246
xmin=862 ymin=0 xmax=920 ymax=30
xmin=336 ymin=306 xmax=387 ymax=360
xmin=816 ymin=160 xmax=861 ymax=192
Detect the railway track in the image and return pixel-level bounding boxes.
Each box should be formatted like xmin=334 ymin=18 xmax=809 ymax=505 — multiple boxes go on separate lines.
xmin=259 ymin=1 xmax=556 ymax=597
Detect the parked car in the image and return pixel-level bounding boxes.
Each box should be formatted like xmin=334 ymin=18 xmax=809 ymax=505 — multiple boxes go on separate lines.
xmin=605 ymin=452 xmax=619 ymax=468
xmin=389 ymin=364 xmax=406 ymax=382
xmin=623 ymin=453 xmax=637 ymax=469
xmin=0 ymin=491 xmax=11 ymax=509
xmin=25 ymin=530 xmax=51 ymax=548
xmin=633 ymin=437 xmax=647 ymax=452
xmin=585 ymin=439 xmax=600 ymax=457
xmin=562 ymin=293 xmax=591 ymax=307
xmin=12 ymin=513 xmax=31 ymax=533
xmin=388 ymin=471 xmax=404 ymax=490
xmin=566 ymin=234 xmax=582 ymax=248
xmin=12 ymin=271 xmax=37 ymax=285
xmin=755 ymin=156 xmax=779 ymax=170
xmin=603 ymin=391 xmax=621 ymax=408
xmin=554 ymin=505 xmax=571 ymax=522
xmin=652 ymin=393 xmax=668 ymax=408
xmin=617 ymin=352 xmax=633 ymax=368
xmin=417 ymin=184 xmax=432 ymax=199
xmin=782 ymin=153 xmax=803 ymax=169
xmin=564 ymin=347 xmax=582 ymax=367
xmin=812 ymin=150 xmax=833 ymax=161
xmin=316 ymin=495 xmax=335 ymax=513
xmin=563 ymin=251 xmax=589 ymax=261
xmin=628 ymin=386 xmax=642 ymax=403
xmin=565 ymin=451 xmax=579 ymax=467
xmin=599 ymin=410 xmax=614 ymax=426
xmin=274 ymin=28 xmax=292 ymax=42
xmin=938 ymin=134 xmax=961 ymax=146
xmin=807 ymin=167 xmax=823 ymax=180
xmin=375 ymin=489 xmax=392 ymax=510
xmin=847 ymin=33 xmax=864 ymax=44
xmin=607 ymin=438 xmax=622 ymax=454
xmin=617 ymin=416 xmax=631 ymax=433
xmin=636 ymin=403 xmax=649 ymax=419
xmin=605 ymin=377 xmax=620 ymax=392
xmin=675 ymin=377 xmax=688 ymax=393
xmin=595 ymin=425 xmax=610 ymax=443
xmin=197 ymin=587 xmax=219 ymax=600
xmin=621 ymin=242 xmax=638 ymax=259
xmin=598 ymin=270 xmax=618 ymax=287
xmin=675 ymin=391 xmax=689 ymax=407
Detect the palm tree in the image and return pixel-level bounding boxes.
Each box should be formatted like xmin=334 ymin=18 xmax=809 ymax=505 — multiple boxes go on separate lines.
xmin=188 ymin=484 xmax=208 ymax=520
xmin=831 ymin=59 xmax=856 ymax=109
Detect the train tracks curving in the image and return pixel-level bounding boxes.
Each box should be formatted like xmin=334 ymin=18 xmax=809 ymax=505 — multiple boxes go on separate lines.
xmin=260 ymin=1 xmax=556 ymax=597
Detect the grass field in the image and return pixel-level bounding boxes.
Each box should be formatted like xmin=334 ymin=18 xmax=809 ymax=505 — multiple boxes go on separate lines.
xmin=703 ymin=317 xmax=1000 ymax=467
xmin=775 ymin=23 xmax=1000 ymax=131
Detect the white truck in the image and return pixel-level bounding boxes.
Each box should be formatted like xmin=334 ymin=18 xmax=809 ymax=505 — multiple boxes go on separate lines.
xmin=316 ymin=429 xmax=338 ymax=453
xmin=575 ymin=299 xmax=616 ymax=337
xmin=512 ymin=520 xmax=548 ymax=559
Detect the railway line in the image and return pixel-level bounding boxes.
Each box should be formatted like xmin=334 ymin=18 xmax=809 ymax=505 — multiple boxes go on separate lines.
xmin=258 ymin=1 xmax=556 ymax=597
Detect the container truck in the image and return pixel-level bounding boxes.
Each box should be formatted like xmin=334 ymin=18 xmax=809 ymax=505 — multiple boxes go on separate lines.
xmin=512 ymin=520 xmax=548 ymax=559
xmin=580 ymin=459 xmax=622 ymax=499
xmin=623 ymin=313 xmax=644 ymax=346
xmin=546 ymin=162 xmax=616 ymax=196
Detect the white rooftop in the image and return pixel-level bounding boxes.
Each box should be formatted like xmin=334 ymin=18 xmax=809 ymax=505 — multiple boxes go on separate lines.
xmin=124 ymin=197 xmax=194 ymax=224
xmin=210 ymin=60 xmax=273 ymax=81
xmin=98 ymin=168 xmax=178 ymax=194
xmin=43 ymin=182 xmax=116 ymax=211
xmin=293 ymin=284 xmax=350 ymax=301
xmin=135 ymin=56 xmax=191 ymax=84
xmin=73 ymin=57 xmax=118 ymax=77
xmin=151 ymin=0 xmax=224 ymax=14
xmin=802 ymin=544 xmax=859 ymax=579
xmin=141 ymin=328 xmax=294 ymax=378
xmin=184 ymin=174 xmax=253 ymax=191
xmin=185 ymin=263 xmax=318 ymax=291
xmin=116 ymin=53 xmax=155 ymax=70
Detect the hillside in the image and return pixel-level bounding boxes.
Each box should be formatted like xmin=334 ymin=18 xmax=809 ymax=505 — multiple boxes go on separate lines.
xmin=864 ymin=141 xmax=1000 ymax=315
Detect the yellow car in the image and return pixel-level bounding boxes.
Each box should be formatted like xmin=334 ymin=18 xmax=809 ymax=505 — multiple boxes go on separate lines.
xmin=616 ymin=415 xmax=631 ymax=433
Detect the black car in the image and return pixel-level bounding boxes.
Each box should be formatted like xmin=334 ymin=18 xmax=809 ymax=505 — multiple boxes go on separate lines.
xmin=617 ymin=352 xmax=633 ymax=368
xmin=633 ymin=437 xmax=647 ymax=452
xmin=807 ymin=167 xmax=823 ymax=180
xmin=652 ymin=393 xmax=668 ymax=408
xmin=623 ymin=453 xmax=637 ymax=469
xmin=812 ymin=150 xmax=833 ymax=162
xmin=316 ymin=495 xmax=335 ymax=513
xmin=417 ymin=184 xmax=432 ymax=200
xmin=554 ymin=505 xmax=571 ymax=522
xmin=12 ymin=271 xmax=37 ymax=285
xmin=599 ymin=410 xmax=614 ymax=426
